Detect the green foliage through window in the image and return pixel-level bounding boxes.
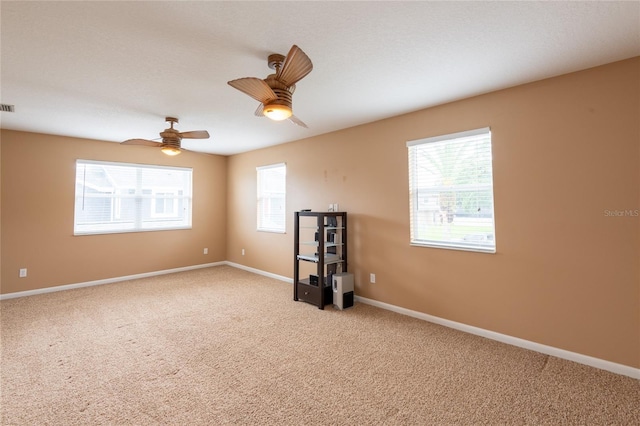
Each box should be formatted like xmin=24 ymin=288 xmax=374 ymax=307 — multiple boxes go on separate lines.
xmin=407 ymin=128 xmax=496 ymax=252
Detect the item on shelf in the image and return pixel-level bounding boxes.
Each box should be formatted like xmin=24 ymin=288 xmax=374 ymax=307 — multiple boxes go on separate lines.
xmin=297 ymin=253 xmax=341 ymax=262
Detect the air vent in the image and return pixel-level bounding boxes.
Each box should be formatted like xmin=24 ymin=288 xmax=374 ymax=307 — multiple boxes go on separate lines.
xmin=1 ymin=104 xmax=15 ymax=113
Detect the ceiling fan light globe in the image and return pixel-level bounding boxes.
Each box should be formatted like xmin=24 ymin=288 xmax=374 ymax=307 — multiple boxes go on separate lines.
xmin=263 ymin=104 xmax=292 ymax=121
xmin=161 ymin=146 xmax=181 ymax=156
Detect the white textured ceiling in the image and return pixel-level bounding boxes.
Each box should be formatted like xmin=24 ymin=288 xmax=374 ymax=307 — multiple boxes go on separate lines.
xmin=1 ymin=1 xmax=639 ymax=155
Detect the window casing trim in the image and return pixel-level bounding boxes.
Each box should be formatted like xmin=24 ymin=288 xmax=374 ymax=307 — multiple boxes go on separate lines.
xmin=407 ymin=127 xmax=496 ymax=253
xmin=406 ymin=127 xmax=491 ymax=147
xmin=256 ymin=162 xmax=286 ymax=233
xmin=74 ymin=159 xmax=192 ymax=235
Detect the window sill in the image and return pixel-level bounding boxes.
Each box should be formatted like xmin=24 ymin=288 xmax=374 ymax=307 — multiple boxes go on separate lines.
xmin=410 ymin=241 xmax=496 ymax=254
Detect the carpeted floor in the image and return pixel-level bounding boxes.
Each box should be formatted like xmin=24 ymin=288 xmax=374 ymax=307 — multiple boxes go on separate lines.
xmin=1 ymin=265 xmax=638 ymax=425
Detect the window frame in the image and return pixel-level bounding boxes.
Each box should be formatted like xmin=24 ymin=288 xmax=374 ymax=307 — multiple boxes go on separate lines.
xmin=407 ymin=127 xmax=497 ymax=253
xmin=256 ymin=163 xmax=286 ymax=233
xmin=74 ymin=159 xmax=193 ymax=235
xmin=150 ymin=188 xmax=181 ymax=218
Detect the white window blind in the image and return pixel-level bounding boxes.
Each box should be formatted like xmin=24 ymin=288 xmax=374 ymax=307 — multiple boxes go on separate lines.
xmin=407 ymin=128 xmax=496 ymax=253
xmin=257 ymin=163 xmax=286 ymax=233
xmin=74 ymin=160 xmax=192 ymax=235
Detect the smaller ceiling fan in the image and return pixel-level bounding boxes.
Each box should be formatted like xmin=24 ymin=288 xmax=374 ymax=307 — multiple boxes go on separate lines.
xmin=228 ymin=45 xmax=313 ymax=127
xmin=121 ymin=117 xmax=209 ymax=156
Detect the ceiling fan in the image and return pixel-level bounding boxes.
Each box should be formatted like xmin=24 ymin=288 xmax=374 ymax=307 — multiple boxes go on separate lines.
xmin=121 ymin=117 xmax=209 ymax=156
xmin=228 ymin=45 xmax=313 ymax=127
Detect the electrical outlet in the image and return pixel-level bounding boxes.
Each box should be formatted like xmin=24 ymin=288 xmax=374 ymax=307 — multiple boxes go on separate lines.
xmin=19 ymin=268 xmax=27 ymax=278
xmin=242 ymin=249 xmax=245 ymax=256
xmin=370 ymin=273 xmax=376 ymax=284
xmin=203 ymin=248 xmax=208 ymax=255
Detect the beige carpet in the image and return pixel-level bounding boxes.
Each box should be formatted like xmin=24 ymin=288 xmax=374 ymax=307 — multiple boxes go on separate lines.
xmin=1 ymin=265 xmax=638 ymax=425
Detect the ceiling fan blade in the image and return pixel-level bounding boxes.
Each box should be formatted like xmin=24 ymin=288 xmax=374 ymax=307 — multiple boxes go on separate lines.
xmin=179 ymin=130 xmax=210 ymax=139
xmin=254 ymin=103 xmax=265 ymax=117
xmin=276 ymin=45 xmax=313 ymax=87
xmin=288 ymin=115 xmax=308 ymax=128
xmin=122 ymin=139 xmax=162 ymax=147
xmin=228 ymin=77 xmax=277 ymax=104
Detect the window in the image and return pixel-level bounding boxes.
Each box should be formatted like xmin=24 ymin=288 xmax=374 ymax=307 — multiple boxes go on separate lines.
xmin=407 ymin=128 xmax=496 ymax=253
xmin=74 ymin=160 xmax=192 ymax=235
xmin=257 ymin=163 xmax=286 ymax=233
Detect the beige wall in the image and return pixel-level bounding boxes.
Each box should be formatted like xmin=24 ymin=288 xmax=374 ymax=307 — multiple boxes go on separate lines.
xmin=226 ymin=58 xmax=640 ymax=368
xmin=1 ymin=58 xmax=637 ymax=369
xmin=1 ymin=131 xmax=227 ymax=294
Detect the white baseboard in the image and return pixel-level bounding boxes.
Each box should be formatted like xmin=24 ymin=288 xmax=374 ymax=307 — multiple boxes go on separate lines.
xmin=237 ymin=264 xmax=639 ymax=380
xmin=0 ymin=262 xmax=226 ymax=301
xmin=225 ymin=261 xmax=293 ymax=283
xmin=354 ymin=295 xmax=640 ymax=380
xmin=2 ymin=261 xmax=638 ymax=379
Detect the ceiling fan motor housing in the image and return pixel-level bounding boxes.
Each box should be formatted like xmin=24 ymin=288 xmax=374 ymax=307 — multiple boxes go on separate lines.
xmin=161 ymin=137 xmax=181 ymax=148
xmin=268 ymin=88 xmax=293 ymax=108
xmin=160 ymin=137 xmax=182 ymax=156
xmin=263 ymin=89 xmax=293 ymax=120
xmin=262 ymin=73 xmax=295 ymax=119
xmin=160 ymin=127 xmax=182 ymax=151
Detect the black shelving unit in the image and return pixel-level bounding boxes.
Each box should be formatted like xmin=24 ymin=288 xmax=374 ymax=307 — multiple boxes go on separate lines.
xmin=293 ymin=211 xmax=347 ymax=309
